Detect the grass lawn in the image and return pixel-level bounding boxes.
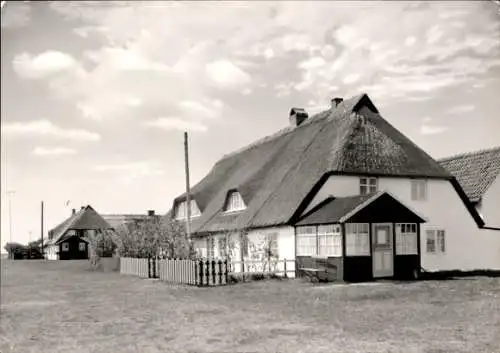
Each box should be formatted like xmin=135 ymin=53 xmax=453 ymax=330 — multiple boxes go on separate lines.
xmin=1 ymin=260 xmax=499 ymax=353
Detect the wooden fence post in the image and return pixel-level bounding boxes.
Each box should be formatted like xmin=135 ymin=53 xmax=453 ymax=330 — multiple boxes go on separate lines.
xmin=148 ymin=257 xmax=152 ymax=278
xmin=242 ymin=259 xmax=245 ymax=282
xmin=224 ymin=259 xmax=229 ymax=284
xmin=218 ymin=260 xmax=222 ymax=285
xmin=205 ymin=260 xmax=210 ymax=286
xmin=211 ymin=260 xmax=216 ymax=285
xmin=198 ymin=260 xmax=204 ymax=286
xmin=284 ymin=258 xmax=288 ymax=278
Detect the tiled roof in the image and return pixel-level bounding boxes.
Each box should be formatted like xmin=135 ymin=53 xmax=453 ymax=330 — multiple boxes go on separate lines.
xmin=46 ymin=206 xmax=113 ymax=245
xmin=438 ymin=147 xmax=500 ymax=203
xmin=168 ymin=93 xmax=462 ymax=233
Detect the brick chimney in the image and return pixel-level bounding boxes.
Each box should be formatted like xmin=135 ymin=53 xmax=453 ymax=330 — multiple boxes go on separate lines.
xmin=331 ymin=97 xmax=343 ymax=108
xmin=289 ymin=108 xmax=308 ymax=127
xmin=147 ymin=210 xmax=155 ymax=217
xmin=72 ymin=208 xmax=76 ymax=215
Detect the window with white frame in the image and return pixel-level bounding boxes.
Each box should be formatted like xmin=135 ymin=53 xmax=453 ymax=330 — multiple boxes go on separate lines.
xmin=207 ymin=236 xmax=215 ymax=258
xmin=62 ymin=243 xmax=69 ymax=252
xmin=396 ymin=223 xmax=418 ymax=255
xmin=411 ymin=179 xmax=428 ymax=201
xmin=175 ymin=200 xmax=201 ymax=220
xmin=267 ymin=233 xmax=279 ymax=258
xmin=426 ymin=229 xmax=445 ymax=254
xmin=296 ymin=226 xmax=317 ymax=256
xmin=318 ymin=224 xmax=342 ymax=256
xmin=345 ymin=223 xmax=370 ymax=256
xmin=79 ymin=242 xmax=86 ymax=251
xmin=241 ymin=235 xmax=249 ymax=257
xmin=360 ymin=177 xmax=378 ymax=195
xmin=218 ymin=236 xmax=227 ymax=258
xmin=224 ymin=191 xmax=246 ymax=212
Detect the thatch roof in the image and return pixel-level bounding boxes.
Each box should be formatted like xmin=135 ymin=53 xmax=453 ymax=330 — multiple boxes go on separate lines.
xmin=438 ymin=146 xmax=500 ymax=203
xmin=170 ymin=93 xmax=481 ymax=234
xmin=46 ymin=205 xmax=113 ymax=246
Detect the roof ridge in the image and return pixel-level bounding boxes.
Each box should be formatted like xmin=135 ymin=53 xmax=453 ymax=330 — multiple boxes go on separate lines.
xmin=218 ymin=109 xmax=331 ymax=162
xmin=438 ymin=146 xmax=500 ymax=162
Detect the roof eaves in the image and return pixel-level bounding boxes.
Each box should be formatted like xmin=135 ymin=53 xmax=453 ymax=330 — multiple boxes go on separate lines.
xmin=449 ymin=177 xmax=485 ymax=229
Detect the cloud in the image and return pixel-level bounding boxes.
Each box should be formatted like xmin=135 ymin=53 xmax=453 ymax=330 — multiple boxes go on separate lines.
xmin=39 ymin=1 xmax=500 ymax=119
xmin=143 ymin=118 xmax=208 ymax=132
xmin=205 ymin=60 xmax=251 ymax=87
xmin=342 ymin=73 xmax=361 ymax=85
xmin=178 ymin=100 xmax=222 ymax=119
xmin=93 ymin=161 xmax=165 ymax=184
xmin=446 ymin=104 xmax=476 ymax=115
xmin=298 ymin=57 xmax=326 ymax=70
xmin=420 ymin=124 xmax=448 ymax=135
xmin=32 ymin=146 xmax=78 ymax=156
xmin=2 ymin=120 xmax=101 ymax=142
xmin=12 ymin=51 xmax=81 ymax=79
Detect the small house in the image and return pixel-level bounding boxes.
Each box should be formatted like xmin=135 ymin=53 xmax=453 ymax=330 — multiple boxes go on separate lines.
xmin=45 ymin=205 xmax=113 ymax=260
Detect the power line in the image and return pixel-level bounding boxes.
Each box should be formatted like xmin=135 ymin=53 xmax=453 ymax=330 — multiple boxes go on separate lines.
xmin=6 ymin=190 xmax=16 ymax=243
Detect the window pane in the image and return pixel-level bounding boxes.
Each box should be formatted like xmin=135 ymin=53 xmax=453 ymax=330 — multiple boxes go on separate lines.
xmin=360 ymin=185 xmax=367 ymax=195
xmin=268 ymin=233 xmax=279 ymax=258
xmin=369 ymin=178 xmax=377 ymax=186
xmin=426 ymin=230 xmax=435 ymax=253
xmin=218 ymin=237 xmax=227 ymax=258
xmin=437 ymin=230 xmax=445 ymax=253
xmin=419 ymin=181 xmax=426 ymax=199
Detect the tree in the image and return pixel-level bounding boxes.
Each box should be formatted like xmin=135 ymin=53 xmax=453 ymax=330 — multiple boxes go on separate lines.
xmin=86 ymin=229 xmax=119 ymax=269
xmin=115 ymin=217 xmax=196 ymax=259
xmin=4 ymin=242 xmax=27 ymax=259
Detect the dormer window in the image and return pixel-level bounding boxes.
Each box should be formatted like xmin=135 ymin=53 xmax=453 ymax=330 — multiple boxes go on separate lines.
xmin=175 ymin=199 xmax=201 ymax=220
xmin=223 ymin=190 xmax=246 ymax=213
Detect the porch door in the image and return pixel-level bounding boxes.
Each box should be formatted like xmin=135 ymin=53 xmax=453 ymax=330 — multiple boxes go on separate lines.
xmin=372 ymin=223 xmax=394 ymax=278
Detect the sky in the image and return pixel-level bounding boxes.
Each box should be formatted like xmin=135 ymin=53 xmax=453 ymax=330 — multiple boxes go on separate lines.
xmin=1 ymin=1 xmax=500 ymax=251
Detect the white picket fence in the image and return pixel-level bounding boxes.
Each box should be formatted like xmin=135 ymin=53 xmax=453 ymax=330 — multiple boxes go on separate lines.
xmin=119 ymin=257 xmax=150 ymax=278
xmin=119 ymin=257 xmax=295 ymax=286
xmin=158 ymin=259 xmax=198 ymax=285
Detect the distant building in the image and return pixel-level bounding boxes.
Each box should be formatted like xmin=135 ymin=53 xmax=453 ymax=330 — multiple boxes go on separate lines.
xmin=101 ymin=210 xmax=160 ymax=232
xmin=45 ymin=206 xmax=113 ymax=260
xmin=45 ymin=208 xmax=160 ymax=261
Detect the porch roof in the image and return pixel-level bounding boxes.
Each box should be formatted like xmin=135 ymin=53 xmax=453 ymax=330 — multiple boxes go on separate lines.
xmin=295 ymin=191 xmax=426 ymax=226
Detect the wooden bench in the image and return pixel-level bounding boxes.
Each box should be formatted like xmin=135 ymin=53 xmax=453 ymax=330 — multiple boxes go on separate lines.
xmin=299 ymin=267 xmax=328 ymax=282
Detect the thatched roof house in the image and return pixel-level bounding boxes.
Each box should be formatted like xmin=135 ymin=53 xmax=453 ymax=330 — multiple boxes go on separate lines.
xmin=46 ymin=205 xmax=113 ymax=260
xmin=169 ymin=93 xmax=481 ymax=234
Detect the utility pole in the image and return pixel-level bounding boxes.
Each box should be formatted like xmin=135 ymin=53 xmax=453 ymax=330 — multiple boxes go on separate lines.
xmin=41 ymin=201 xmax=44 ymax=258
xmin=7 ymin=190 xmax=15 ymax=243
xmin=184 ymin=131 xmax=192 ymax=244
